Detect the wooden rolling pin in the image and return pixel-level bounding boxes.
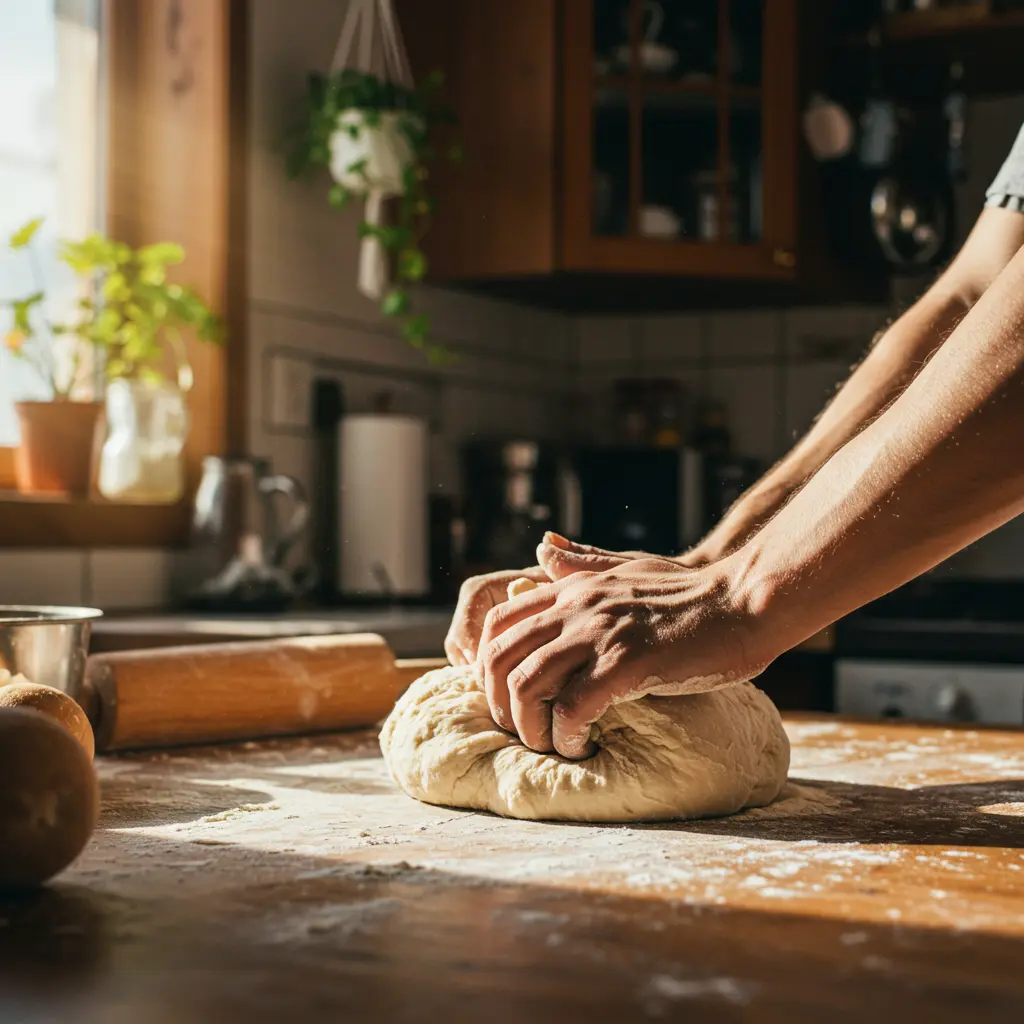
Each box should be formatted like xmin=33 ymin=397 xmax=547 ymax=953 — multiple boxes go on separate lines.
xmin=82 ymin=633 xmax=447 ymax=753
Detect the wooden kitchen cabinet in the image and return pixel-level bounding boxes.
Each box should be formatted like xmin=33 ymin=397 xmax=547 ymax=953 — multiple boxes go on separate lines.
xmin=398 ymin=0 xmax=801 ymax=306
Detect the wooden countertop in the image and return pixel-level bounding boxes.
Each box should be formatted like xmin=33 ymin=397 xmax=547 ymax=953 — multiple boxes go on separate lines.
xmin=2 ymin=715 xmax=1022 ymax=1022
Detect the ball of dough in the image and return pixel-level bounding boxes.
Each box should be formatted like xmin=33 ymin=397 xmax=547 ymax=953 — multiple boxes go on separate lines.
xmin=380 ymin=665 xmax=790 ymax=823
xmin=0 ymin=708 xmax=100 ymax=890
xmin=0 ymin=683 xmax=95 ymax=759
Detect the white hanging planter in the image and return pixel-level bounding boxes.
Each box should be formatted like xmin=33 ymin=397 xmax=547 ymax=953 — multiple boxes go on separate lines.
xmin=328 ymin=110 xmax=416 ymax=195
xmin=328 ymin=108 xmax=422 ymax=300
xmin=321 ymin=0 xmax=420 ymax=302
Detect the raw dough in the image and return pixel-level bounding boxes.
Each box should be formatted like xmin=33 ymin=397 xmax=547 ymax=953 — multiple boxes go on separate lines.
xmin=380 ymin=667 xmax=790 ymax=823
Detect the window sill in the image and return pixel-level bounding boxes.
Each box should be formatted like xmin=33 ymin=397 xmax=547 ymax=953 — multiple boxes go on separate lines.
xmin=0 ymin=446 xmax=191 ymax=547
xmin=0 ymin=491 xmax=190 ymax=548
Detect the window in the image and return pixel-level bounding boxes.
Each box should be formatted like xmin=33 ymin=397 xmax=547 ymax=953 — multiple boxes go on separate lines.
xmin=0 ymin=0 xmax=102 ymax=445
xmin=0 ymin=0 xmax=242 ymax=546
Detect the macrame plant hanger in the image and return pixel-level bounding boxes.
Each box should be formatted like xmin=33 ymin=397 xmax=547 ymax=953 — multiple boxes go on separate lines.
xmin=330 ymin=0 xmax=415 ymax=301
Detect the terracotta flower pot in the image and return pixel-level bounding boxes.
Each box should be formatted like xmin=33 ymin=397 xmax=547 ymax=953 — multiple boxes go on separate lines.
xmin=14 ymin=401 xmax=105 ymax=497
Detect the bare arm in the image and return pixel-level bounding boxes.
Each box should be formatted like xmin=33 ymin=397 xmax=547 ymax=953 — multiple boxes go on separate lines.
xmin=730 ymin=234 xmax=1024 ymax=654
xmin=538 ymin=207 xmax=1024 ymax=579
xmin=452 ymin=208 xmax=1024 ymax=665
xmin=481 ymin=231 xmax=1024 ymax=758
xmin=689 ymin=206 xmax=1024 ymax=563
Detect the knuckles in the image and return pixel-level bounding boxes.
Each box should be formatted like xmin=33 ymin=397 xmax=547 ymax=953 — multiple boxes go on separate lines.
xmin=506 ymin=667 xmax=535 ymax=696
xmin=480 ymin=603 xmax=507 ymax=637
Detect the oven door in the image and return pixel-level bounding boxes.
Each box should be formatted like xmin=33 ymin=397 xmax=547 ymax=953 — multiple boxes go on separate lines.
xmin=835 ymin=659 xmax=1024 ymax=725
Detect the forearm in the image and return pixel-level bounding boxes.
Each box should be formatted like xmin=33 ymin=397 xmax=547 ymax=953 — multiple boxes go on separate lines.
xmin=690 ymin=284 xmax=969 ymax=561
xmin=691 ymin=207 xmax=1024 ymax=563
xmin=730 ymin=242 xmax=1024 ymax=660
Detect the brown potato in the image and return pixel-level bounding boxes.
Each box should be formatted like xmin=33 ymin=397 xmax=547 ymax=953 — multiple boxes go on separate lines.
xmin=0 ymin=708 xmax=99 ymax=890
xmin=0 ymin=683 xmax=95 ymax=759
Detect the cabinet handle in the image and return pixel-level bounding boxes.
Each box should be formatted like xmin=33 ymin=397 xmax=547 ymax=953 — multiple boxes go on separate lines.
xmin=772 ymin=248 xmax=797 ymax=268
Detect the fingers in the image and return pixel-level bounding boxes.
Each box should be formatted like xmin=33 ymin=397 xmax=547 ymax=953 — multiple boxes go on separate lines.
xmin=481 ymin=612 xmax=561 ymax=738
xmin=551 ymin=658 xmax=638 ymax=760
xmin=506 ymin=641 xmax=593 ymax=752
xmin=445 ymin=571 xmax=523 ymax=666
xmin=537 ymin=541 xmax=628 ymax=580
xmin=478 ymin=581 xmax=559 ymax=655
xmin=542 ymin=533 xmax=624 ymax=558
xmin=444 ymin=632 xmax=470 ymax=666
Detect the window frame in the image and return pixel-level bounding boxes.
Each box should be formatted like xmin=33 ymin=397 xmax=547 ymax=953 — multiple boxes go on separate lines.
xmin=0 ymin=0 xmax=248 ymax=548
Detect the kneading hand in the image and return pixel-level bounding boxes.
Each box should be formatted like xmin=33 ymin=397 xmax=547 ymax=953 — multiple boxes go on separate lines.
xmin=537 ymin=532 xmax=711 ymax=581
xmin=444 ymin=567 xmax=550 ymax=666
xmin=478 ymin=557 xmax=775 ymax=760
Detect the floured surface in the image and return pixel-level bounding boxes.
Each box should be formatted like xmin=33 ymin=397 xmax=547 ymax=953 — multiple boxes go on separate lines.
xmin=13 ymin=715 xmax=1024 ymax=1023
xmin=72 ymin=716 xmax=1024 ymax=934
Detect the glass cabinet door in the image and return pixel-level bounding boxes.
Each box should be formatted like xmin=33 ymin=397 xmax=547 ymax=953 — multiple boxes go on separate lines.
xmin=566 ymin=0 xmax=795 ymax=276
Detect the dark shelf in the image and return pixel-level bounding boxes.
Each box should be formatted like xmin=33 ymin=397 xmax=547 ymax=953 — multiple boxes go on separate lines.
xmin=834 ymin=9 xmax=1024 ymax=96
xmin=448 ymin=269 xmax=888 ymax=314
xmin=595 ymin=81 xmax=761 ymax=112
xmin=843 ymin=7 xmax=1024 ymax=44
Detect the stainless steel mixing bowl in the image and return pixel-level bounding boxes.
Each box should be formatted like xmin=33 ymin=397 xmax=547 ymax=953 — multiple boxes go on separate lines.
xmin=0 ymin=606 xmax=103 ymax=700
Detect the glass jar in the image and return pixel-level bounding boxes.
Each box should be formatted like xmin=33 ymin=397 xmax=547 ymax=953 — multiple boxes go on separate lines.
xmin=98 ymin=379 xmax=188 ymax=503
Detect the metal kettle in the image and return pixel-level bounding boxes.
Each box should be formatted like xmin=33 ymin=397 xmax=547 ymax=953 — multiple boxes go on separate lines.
xmin=186 ymin=455 xmax=311 ymax=611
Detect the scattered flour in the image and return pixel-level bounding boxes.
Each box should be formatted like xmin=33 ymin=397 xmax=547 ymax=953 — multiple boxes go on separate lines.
xmin=201 ymin=803 xmax=281 ymax=823
xmin=261 ymin=897 xmax=402 ymax=944
xmin=642 ymin=974 xmax=753 ymax=1013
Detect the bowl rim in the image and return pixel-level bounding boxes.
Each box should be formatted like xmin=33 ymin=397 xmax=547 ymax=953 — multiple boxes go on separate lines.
xmin=0 ymin=605 xmax=104 ymax=625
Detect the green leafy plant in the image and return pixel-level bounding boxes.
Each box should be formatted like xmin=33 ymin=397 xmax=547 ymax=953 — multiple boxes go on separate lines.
xmin=2 ymin=218 xmax=222 ymax=399
xmin=287 ymin=68 xmax=460 ymax=363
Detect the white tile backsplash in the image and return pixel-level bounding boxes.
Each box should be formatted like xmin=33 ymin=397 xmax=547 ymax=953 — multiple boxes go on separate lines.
xmin=639 ymin=314 xmax=703 ymax=364
xmin=783 ymin=361 xmax=851 ymax=446
xmin=248 ymin=144 xmax=381 ymax=325
xmin=709 ymin=364 xmax=783 ymax=465
xmin=87 ymin=550 xmax=176 ymax=611
xmin=784 ymin=306 xmax=886 ymax=361
xmin=0 ymin=551 xmax=86 ymax=606
xmin=707 ymin=309 xmax=782 ymax=362
xmin=576 ymin=317 xmax=635 ymax=366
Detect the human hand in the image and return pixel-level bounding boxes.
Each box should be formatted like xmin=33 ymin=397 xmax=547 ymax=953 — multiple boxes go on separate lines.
xmin=478 ymin=557 xmax=775 ymax=760
xmin=444 ymin=567 xmax=549 ymax=665
xmin=536 ymin=532 xmax=711 ymax=580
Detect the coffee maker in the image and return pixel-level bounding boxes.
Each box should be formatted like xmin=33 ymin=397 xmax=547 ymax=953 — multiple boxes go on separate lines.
xmin=460 ymin=440 xmax=565 ymax=573
xmin=569 ymin=446 xmax=704 ymax=556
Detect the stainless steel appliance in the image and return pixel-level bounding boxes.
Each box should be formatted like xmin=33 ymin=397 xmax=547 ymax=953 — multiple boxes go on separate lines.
xmin=836 ymin=659 xmax=1024 ymax=725
xmin=835 ymin=579 xmax=1024 ymax=724
xmin=186 ymin=456 xmax=311 ymax=612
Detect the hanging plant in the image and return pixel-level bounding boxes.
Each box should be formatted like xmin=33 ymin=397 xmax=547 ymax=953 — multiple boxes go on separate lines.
xmin=286 ymin=66 xmax=460 ymax=364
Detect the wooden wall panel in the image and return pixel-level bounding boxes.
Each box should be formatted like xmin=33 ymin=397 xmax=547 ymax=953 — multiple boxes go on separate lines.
xmin=105 ymin=0 xmax=248 ymax=487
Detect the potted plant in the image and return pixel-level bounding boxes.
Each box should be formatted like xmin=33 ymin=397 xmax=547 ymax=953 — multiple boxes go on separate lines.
xmin=2 ymin=219 xmax=221 ymax=500
xmin=287 ymin=67 xmax=459 ymax=362
xmin=2 ymin=218 xmax=103 ymax=496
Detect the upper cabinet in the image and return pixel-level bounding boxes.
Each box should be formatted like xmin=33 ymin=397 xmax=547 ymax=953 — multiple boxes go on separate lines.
xmin=564 ymin=0 xmax=796 ymax=279
xmin=398 ymin=0 xmax=806 ymax=308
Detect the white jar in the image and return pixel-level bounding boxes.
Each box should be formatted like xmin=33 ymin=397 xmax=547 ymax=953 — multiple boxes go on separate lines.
xmin=98 ymin=379 xmax=188 ymax=503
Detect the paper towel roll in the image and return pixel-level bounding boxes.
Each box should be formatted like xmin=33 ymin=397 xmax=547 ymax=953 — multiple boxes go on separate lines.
xmin=339 ymin=414 xmax=428 ymax=597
